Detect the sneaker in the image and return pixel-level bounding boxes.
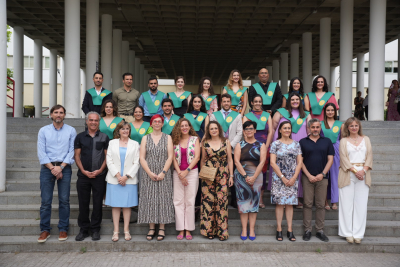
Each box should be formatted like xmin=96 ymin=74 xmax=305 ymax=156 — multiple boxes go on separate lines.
xmin=303 ymin=230 xmax=311 ymax=241
xmin=92 ymin=231 xmax=101 ymax=241
xmin=59 ymin=231 xmax=68 ymax=241
xmin=38 ymin=231 xmax=50 ymax=243
xmin=75 ymin=231 xmax=90 ymax=241
xmin=316 ymin=231 xmax=329 ymax=242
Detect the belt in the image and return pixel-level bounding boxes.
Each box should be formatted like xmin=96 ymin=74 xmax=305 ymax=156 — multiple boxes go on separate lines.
xmin=120 ymin=113 xmax=133 ymax=116
xmin=51 ymin=162 xmax=63 ymax=166
xmin=351 ymin=163 xmax=364 ymax=167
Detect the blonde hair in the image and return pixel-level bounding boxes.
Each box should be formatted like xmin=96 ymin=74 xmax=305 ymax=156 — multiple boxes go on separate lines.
xmin=227 ymin=69 xmax=243 ymax=90
xmin=341 ymin=117 xmax=363 ymax=138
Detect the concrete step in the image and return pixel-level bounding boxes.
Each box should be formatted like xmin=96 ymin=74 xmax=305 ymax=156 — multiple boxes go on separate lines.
xmin=371 ymin=144 xmax=400 ymax=153
xmin=7 ymin=117 xmax=85 ymax=126
xmin=369 ymin=182 xmax=400 ymax=194
xmin=361 ymin=121 xmax=400 ymax=127
xmin=0 ymin=218 xmax=399 ymax=237
xmin=1 ymin=204 xmax=399 ymax=221
xmin=1 ymin=235 xmax=399 ymax=253
xmin=362 ymin=128 xmax=400 ymax=136
xmin=6 ymin=158 xmax=77 ymax=169
xmin=368 ymin=136 xmax=400 ymax=144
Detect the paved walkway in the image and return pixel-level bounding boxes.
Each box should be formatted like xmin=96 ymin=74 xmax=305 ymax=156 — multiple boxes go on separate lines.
xmin=1 ymin=252 xmax=400 ymax=267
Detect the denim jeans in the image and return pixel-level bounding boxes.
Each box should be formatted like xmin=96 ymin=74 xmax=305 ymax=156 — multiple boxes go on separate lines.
xmin=40 ymin=165 xmax=72 ymax=233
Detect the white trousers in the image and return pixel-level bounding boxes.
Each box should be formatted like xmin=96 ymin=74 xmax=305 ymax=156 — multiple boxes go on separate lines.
xmin=173 ymin=169 xmax=199 ymax=231
xmin=338 ymin=170 xmax=369 ymax=239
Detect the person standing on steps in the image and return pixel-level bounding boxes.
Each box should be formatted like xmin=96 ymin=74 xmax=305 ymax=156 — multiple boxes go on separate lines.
xmin=198 ymin=77 xmax=219 ymax=116
xmin=300 ymin=119 xmax=334 ymax=243
xmin=99 ymin=99 xmax=123 ymax=140
xmin=113 ymin=73 xmax=140 ymax=123
xmin=209 ymin=94 xmax=243 ymax=209
xmin=248 ymin=68 xmax=282 ymax=115
xmin=81 ymin=72 xmax=113 ymax=115
xmin=222 ymin=69 xmax=248 ymax=116
xmin=74 ymin=112 xmax=109 ymax=241
xmin=138 ymin=77 xmax=167 ymax=122
xmin=161 ymin=98 xmax=180 ymax=135
xmin=168 ymin=76 xmax=192 ymax=118
xmin=37 ymin=105 xmax=76 ymax=243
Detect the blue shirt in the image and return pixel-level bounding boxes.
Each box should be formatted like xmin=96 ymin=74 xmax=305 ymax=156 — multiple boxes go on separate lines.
xmin=37 ymin=123 xmax=77 ymax=165
xmin=138 ymin=89 xmax=167 ymax=116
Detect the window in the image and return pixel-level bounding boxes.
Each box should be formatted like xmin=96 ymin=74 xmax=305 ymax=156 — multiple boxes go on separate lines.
xmin=364 ymin=61 xmax=369 ymax=72
xmin=43 ymin=56 xmax=50 ymax=69
xmin=385 ymin=61 xmax=393 ymax=73
xmin=24 ymin=56 xmax=34 ymax=68
xmin=394 ymin=61 xmax=398 ymax=73
xmin=7 ymin=56 xmax=13 ymax=69
xmin=352 ymin=61 xmax=357 ymax=72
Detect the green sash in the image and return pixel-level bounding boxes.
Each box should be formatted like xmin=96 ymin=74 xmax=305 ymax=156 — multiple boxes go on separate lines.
xmin=162 ymin=114 xmax=181 ymax=135
xmin=169 ymin=91 xmax=191 ymax=108
xmin=252 ymin=83 xmax=277 ymax=105
xmin=213 ymin=110 xmax=239 ymax=133
xmin=321 ymin=120 xmax=343 ymax=144
xmin=88 ymin=88 xmax=112 ymax=105
xmin=142 ymin=91 xmax=165 ymax=114
xmin=99 ymin=117 xmax=124 ymax=139
xmin=245 ymin=111 xmax=270 ymax=130
xmin=225 ymin=87 xmax=247 ymax=105
xmin=203 ymin=95 xmax=217 ymax=111
xmin=308 ymin=92 xmax=333 ymax=115
xmin=130 ymin=121 xmax=150 ymax=144
xmin=184 ymin=112 xmax=207 ymax=131
xmin=277 ymin=108 xmax=309 ymax=134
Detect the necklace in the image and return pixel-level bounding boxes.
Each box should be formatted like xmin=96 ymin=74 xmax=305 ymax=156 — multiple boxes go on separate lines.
xmin=349 ymin=135 xmax=359 ymax=144
xmin=120 ymin=139 xmax=128 ymax=145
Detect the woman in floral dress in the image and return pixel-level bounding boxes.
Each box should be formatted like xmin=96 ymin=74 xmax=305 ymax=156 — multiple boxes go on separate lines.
xmin=270 ymin=121 xmax=303 ymax=242
xmin=200 ymin=121 xmax=234 ymax=241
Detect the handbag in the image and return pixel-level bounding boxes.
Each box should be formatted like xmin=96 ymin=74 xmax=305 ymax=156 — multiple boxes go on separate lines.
xmin=199 ymin=165 xmax=217 ymax=181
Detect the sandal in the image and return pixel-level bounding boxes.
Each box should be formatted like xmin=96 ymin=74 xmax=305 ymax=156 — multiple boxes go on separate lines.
xmin=325 ymin=205 xmax=331 ymax=211
xmin=112 ymin=232 xmax=119 ymax=242
xmin=332 ymin=203 xmax=338 ymax=210
xmin=276 ymin=231 xmax=283 ymax=241
xmin=208 ymin=236 xmax=214 ymax=239
xmin=287 ymin=231 xmax=296 ymax=242
xmin=177 ymin=234 xmax=184 ymax=240
xmin=157 ymin=229 xmax=165 ymax=241
xmin=124 ymin=231 xmax=131 ymax=241
xmin=185 ymin=233 xmax=193 ymax=240
xmin=146 ymin=229 xmax=156 ymax=241
xmin=259 ymin=203 xmax=266 ymax=209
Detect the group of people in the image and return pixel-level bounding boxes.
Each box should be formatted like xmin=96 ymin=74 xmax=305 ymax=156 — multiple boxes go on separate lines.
xmin=37 ymin=69 xmax=373 ymax=245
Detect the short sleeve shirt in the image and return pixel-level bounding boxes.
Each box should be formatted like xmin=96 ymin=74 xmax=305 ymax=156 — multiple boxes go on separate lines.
xmin=299 ymin=136 xmax=335 ymax=178
xmin=74 ymin=131 xmax=110 ymax=177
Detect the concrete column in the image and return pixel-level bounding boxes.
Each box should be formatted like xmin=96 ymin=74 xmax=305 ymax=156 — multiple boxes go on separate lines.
xmin=60 ymin=57 xmax=65 ymax=106
xmin=101 ymin=14 xmax=112 ymax=90
xmin=280 ymin=53 xmax=289 ymax=93
xmin=303 ymin=32 xmax=312 ymax=93
xmin=129 ymin=50 xmax=135 ymax=75
xmin=33 ymin=39 xmax=43 ymax=118
xmin=86 ymin=0 xmax=99 ymax=90
xmin=0 ymin=0 xmax=7 ymax=192
xmin=368 ymin=0 xmax=386 ymax=121
xmin=266 ymin=65 xmax=273 ymax=80
xmin=272 ymin=59 xmax=280 ymax=84
xmin=144 ymin=69 xmax=148 ymax=93
xmin=81 ymin=68 xmax=86 ymax=118
xmin=339 ymin=0 xmax=353 ymax=120
xmin=121 ymin=41 xmax=129 ymax=73
xmin=13 ymin=26 xmax=24 ymax=117
xmin=112 ymin=29 xmax=122 ymax=91
xmin=330 ymin=66 xmax=336 ymax=94
xmin=398 ymin=34 xmax=400 ymax=81
xmin=135 ymin=58 xmax=141 ymax=90
xmin=357 ymin=53 xmax=365 ymax=97
xmin=290 ymin=43 xmax=299 ymax=78
xmin=320 ymin=18 xmax=331 ymax=87
xmin=64 ymin=0 xmax=80 ymax=117
xmin=49 ymin=49 xmax=58 ymax=109
xmin=139 ymin=64 xmax=144 ymax=93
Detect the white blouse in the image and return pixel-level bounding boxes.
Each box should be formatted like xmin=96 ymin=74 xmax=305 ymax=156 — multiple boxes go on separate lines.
xmin=346 ymin=138 xmax=366 ymax=164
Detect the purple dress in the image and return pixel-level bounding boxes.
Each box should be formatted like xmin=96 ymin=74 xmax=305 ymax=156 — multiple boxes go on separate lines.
xmin=321 ymin=129 xmax=340 ymax=203
xmin=248 ymin=111 xmax=269 ymax=190
xmin=267 ymin=109 xmax=307 ymax=198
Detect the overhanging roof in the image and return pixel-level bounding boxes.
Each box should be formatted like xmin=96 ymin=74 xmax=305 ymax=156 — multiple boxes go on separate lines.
xmin=6 ymin=0 xmax=400 ymax=85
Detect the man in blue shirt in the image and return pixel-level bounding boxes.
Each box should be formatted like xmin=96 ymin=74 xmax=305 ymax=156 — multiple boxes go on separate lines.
xmin=138 ymin=77 xmax=167 ymax=122
xmin=37 ymin=105 xmax=76 ymax=243
xmin=299 ymin=118 xmax=334 ymax=243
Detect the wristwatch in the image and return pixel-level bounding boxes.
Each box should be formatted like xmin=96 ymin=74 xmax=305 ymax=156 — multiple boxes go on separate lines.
xmin=162 ymin=170 xmax=167 ymax=174
xmin=187 ymin=168 xmax=191 ymax=172
xmin=60 ymin=165 xmax=65 ymax=170
xmin=322 ymin=172 xmax=326 ymax=178
xmin=126 ymin=174 xmax=132 ymax=179
xmin=243 ymin=174 xmax=248 ymax=178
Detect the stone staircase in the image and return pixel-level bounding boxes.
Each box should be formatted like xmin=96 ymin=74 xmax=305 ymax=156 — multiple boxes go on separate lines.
xmin=1 ymin=118 xmax=400 ymax=253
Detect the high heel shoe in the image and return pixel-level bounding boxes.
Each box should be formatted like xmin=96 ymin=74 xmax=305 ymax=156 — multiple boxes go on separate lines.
xmin=249 ymin=233 xmax=256 ymax=241
xmin=240 ymin=230 xmax=247 ymax=240
xmin=276 ymin=231 xmax=283 ymax=241
xmin=287 ymin=231 xmax=296 ymax=242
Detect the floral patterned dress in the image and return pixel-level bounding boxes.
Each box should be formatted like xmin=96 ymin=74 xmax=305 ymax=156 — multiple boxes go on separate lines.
xmin=200 ymin=140 xmax=229 ymax=240
xmin=270 ymin=140 xmax=302 ymax=205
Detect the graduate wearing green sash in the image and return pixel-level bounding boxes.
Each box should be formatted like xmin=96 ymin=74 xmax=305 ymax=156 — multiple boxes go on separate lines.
xmin=138 ymin=81 xmax=167 ymax=121
xmin=99 ymin=117 xmax=124 ymax=139
xmin=162 ymin=114 xmax=181 ymax=135
xmin=130 ymin=121 xmax=152 ymax=144
xmin=198 ymin=77 xmax=219 ymax=116
xmin=168 ymin=91 xmax=191 ymax=118
xmin=222 ymin=70 xmax=248 ymax=115
xmin=82 ymin=72 xmax=113 ymax=115
xmin=184 ymin=111 xmax=208 ymax=139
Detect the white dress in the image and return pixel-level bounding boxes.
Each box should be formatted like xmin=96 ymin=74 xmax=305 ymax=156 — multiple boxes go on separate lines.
xmin=338 ymin=138 xmax=369 ymax=239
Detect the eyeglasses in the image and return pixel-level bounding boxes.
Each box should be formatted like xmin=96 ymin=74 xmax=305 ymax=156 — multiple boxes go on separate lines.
xmin=152 ymin=120 xmax=163 ymax=124
xmin=259 ymin=72 xmax=268 ymax=75
xmin=244 ymin=128 xmax=255 ymax=131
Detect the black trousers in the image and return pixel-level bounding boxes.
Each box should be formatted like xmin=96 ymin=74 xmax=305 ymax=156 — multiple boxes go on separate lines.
xmin=76 ymin=173 xmax=106 ymax=233
xmin=364 ymin=105 xmax=368 ymax=120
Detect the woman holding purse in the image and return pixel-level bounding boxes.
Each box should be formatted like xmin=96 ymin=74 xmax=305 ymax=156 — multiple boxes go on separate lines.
xmin=200 ymin=121 xmax=234 ymax=241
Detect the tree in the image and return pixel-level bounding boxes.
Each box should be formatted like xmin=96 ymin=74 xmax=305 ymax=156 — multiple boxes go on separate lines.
xmin=7 ymin=25 xmax=13 ymax=91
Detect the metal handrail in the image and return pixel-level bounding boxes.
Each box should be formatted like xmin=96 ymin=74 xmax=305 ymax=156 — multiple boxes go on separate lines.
xmin=7 ymin=77 xmax=15 ymax=117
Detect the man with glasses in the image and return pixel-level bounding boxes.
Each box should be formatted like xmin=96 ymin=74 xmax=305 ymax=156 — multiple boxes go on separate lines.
xmin=248 ymin=68 xmax=282 ymax=115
